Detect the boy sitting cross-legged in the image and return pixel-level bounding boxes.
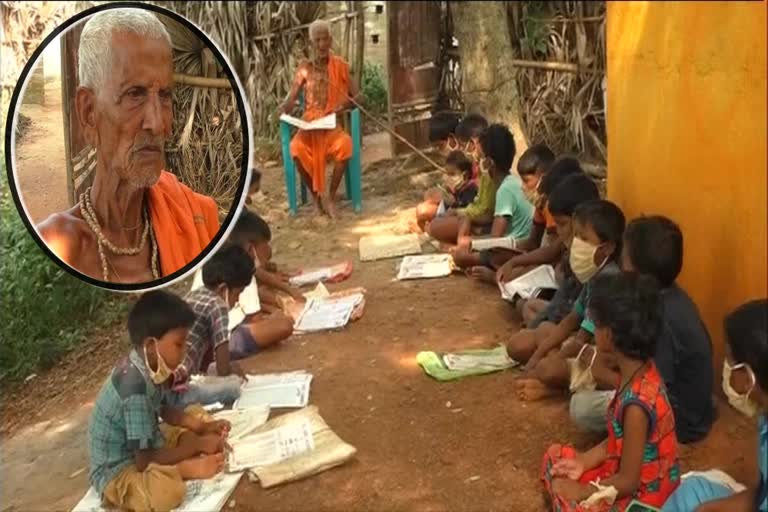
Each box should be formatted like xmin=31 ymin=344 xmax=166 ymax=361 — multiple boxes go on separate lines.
xmin=88 ymin=291 xmax=230 ymax=511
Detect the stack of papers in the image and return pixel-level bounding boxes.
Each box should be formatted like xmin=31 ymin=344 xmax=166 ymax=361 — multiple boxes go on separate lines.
xmin=228 ymin=419 xmax=315 ymax=472
xmin=280 ymin=113 xmax=336 ymax=131
xmin=359 ymin=234 xmax=423 ymax=262
xmin=289 ymin=268 xmax=333 ymax=288
xmin=471 ymin=237 xmax=517 ymax=252
xmin=234 ymin=371 xmax=313 ymax=410
xmin=397 ymin=254 xmax=454 ymax=280
xmin=294 ymin=294 xmax=364 ymax=333
xmin=213 ymin=405 xmax=270 ymax=441
xmin=499 ymin=264 xmax=557 ymax=302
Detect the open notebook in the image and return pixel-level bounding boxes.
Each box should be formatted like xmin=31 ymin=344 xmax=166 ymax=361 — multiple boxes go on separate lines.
xmin=498 ymin=264 xmax=558 ymax=302
xmin=234 ymin=371 xmax=313 ymax=410
xmin=280 ymin=113 xmax=336 ymax=131
xmin=397 ymin=254 xmax=454 ymax=280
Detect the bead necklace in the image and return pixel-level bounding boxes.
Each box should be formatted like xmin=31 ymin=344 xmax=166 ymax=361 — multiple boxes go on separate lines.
xmin=79 ymin=187 xmax=160 ymax=282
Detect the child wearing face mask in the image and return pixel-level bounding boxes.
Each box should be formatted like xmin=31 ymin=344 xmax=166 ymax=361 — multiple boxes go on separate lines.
xmin=542 ymin=272 xmax=681 ymax=511
xmin=224 ymin=210 xmax=295 ymax=359
xmin=507 ymin=199 xmax=625 ymax=401
xmin=570 ymin=216 xmax=715 ymax=445
xmin=415 ymin=150 xmax=478 ymax=232
xmin=661 ymin=299 xmax=768 ymax=512
xmin=175 ymin=245 xmax=254 ymax=394
xmin=495 ymin=157 xmax=583 ymax=287
xmin=518 ymin=173 xmax=600 ymax=328
xmin=88 ymin=291 xmax=231 ymax=511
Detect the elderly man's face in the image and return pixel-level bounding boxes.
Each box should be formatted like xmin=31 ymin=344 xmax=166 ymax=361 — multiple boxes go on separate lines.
xmin=83 ymin=31 xmax=173 ymax=188
xmin=311 ymin=28 xmax=332 ymax=58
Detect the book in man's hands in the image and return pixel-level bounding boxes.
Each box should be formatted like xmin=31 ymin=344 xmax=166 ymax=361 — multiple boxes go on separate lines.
xmin=280 ymin=113 xmax=336 ymax=131
xmin=498 ymin=264 xmax=558 ymax=302
xmin=471 ymin=236 xmax=519 ymax=252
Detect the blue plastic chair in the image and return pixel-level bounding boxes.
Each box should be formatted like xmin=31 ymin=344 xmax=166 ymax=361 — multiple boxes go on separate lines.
xmin=279 ymin=94 xmax=362 ymax=215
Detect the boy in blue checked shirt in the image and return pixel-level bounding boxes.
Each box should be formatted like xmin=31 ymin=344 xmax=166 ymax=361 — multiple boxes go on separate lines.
xmin=88 ymin=291 xmax=231 ymax=511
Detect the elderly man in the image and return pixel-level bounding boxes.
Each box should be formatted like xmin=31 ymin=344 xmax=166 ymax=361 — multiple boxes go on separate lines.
xmin=37 ymin=9 xmax=219 ymax=283
xmin=281 ymin=19 xmax=362 ymax=219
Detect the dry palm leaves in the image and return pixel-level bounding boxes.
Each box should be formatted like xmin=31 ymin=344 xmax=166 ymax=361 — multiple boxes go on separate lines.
xmin=511 ymin=1 xmax=606 ymax=166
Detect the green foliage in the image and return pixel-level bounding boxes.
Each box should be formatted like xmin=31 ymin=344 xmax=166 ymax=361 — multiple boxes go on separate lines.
xmin=521 ymin=1 xmax=550 ymax=57
xmin=361 ymin=61 xmax=388 ymax=115
xmin=0 ymin=162 xmax=128 ymax=381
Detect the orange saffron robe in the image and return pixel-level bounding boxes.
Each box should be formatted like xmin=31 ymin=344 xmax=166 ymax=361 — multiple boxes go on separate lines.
xmin=289 ymin=54 xmax=354 ymax=194
xmin=147 ymin=170 xmax=219 ymax=277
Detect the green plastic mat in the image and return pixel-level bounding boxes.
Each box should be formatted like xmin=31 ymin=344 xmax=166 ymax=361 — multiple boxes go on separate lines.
xmin=416 ymin=345 xmax=518 ymax=381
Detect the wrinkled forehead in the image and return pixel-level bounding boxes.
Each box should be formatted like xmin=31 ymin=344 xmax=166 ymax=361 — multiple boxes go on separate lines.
xmin=104 ymin=31 xmax=174 ymax=91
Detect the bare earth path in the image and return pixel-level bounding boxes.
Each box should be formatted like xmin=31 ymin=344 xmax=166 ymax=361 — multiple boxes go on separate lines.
xmin=0 ymin=136 xmax=758 ymax=511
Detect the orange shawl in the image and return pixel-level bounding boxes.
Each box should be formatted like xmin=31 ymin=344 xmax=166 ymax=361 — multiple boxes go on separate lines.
xmin=148 ymin=171 xmax=219 ymax=277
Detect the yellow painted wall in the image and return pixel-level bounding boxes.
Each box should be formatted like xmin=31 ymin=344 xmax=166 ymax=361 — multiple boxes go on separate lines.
xmin=606 ymin=1 xmax=767 ymax=365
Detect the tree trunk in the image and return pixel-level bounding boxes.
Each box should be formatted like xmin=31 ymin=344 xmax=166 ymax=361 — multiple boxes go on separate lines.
xmin=452 ymin=1 xmax=528 ymax=161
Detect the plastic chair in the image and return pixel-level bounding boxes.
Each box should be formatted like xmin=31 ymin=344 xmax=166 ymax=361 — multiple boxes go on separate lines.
xmin=279 ymin=94 xmax=362 ymax=215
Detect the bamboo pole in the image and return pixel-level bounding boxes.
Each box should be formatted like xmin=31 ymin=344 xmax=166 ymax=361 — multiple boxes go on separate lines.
xmin=252 ymin=12 xmax=359 ymax=42
xmin=173 ymin=73 xmax=231 ymax=89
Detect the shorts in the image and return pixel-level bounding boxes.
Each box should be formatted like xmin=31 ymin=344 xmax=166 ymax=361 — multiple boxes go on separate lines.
xmin=229 ymin=324 xmax=261 ymax=361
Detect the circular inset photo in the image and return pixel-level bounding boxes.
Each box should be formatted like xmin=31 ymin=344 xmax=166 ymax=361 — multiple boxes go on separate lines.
xmin=5 ymin=2 xmax=252 ymax=291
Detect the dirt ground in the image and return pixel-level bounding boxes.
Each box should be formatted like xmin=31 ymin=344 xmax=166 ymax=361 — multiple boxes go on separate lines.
xmin=13 ymin=77 xmax=69 ymax=226
xmin=0 ymin=135 xmax=760 ymax=512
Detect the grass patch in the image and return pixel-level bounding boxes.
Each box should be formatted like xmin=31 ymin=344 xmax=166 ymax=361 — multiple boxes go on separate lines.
xmin=0 ymin=160 xmax=129 ymax=382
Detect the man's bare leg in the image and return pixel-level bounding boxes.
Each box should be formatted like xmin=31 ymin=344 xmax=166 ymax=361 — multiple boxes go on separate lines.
xmin=324 ymin=159 xmax=348 ymax=220
xmin=295 ymin=159 xmax=323 ymax=214
xmin=428 ymin=216 xmax=461 ymax=245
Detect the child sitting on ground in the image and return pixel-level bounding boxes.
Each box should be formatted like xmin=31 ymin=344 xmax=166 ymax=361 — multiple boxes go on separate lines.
xmin=496 ymin=157 xmax=585 ymax=285
xmin=415 ymin=150 xmax=478 ymax=232
xmin=662 ymin=299 xmax=767 ymax=512
xmin=507 ymin=199 xmax=625 ymax=401
xmin=428 ymin=114 xmax=493 ymax=245
xmin=451 ymin=123 xmax=533 ymax=271
xmin=224 ymin=211 xmax=295 ymax=359
xmin=427 ymin=111 xmax=462 ymax=155
xmin=176 ymin=245 xmax=254 ymax=391
xmin=515 ymin=144 xmax=556 ymax=244
xmin=89 ymin=291 xmax=230 ymax=511
xmin=518 ymin=173 xmax=599 ymax=327
xmin=542 ymin=272 xmax=680 ymax=511
xmin=570 ymin=215 xmax=715 ymax=444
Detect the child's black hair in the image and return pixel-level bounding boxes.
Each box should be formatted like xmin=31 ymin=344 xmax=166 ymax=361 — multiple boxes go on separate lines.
xmin=725 ymin=299 xmax=768 ymax=392
xmin=547 ymin=174 xmax=600 ymax=217
xmin=228 ymin=210 xmax=272 ymax=247
xmin=445 ymin=150 xmax=473 ymax=177
xmin=429 ymin=111 xmax=462 ymax=143
xmin=573 ymin=199 xmax=626 ymax=261
xmin=624 ymin=216 xmax=683 ymax=288
xmin=202 ymin=245 xmax=255 ymax=289
xmin=539 ymin=157 xmax=584 ymax=196
xmin=455 ymin=113 xmax=489 ymax=141
xmin=517 ymin=144 xmax=555 ymax=176
xmin=479 ymin=123 xmax=516 ymax=175
xmin=589 ymin=272 xmax=662 ymax=361
xmin=127 ymin=290 xmax=196 ymax=347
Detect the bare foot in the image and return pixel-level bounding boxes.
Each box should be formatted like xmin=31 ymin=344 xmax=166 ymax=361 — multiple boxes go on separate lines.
xmin=177 ymin=453 xmax=225 ymax=480
xmin=321 ymin=195 xmax=338 ymax=220
xmin=313 ymin=195 xmax=325 ymax=216
xmin=468 ymin=266 xmax=497 ymax=284
xmin=515 ymin=378 xmax=557 ymax=402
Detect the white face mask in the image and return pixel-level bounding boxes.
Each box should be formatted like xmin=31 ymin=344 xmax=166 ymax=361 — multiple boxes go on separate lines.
xmin=443 ymin=174 xmax=464 ymax=190
xmin=523 ymin=180 xmax=541 ymax=205
xmin=144 ymin=339 xmax=172 ymax=385
xmin=569 ymin=237 xmax=606 ymax=283
xmin=722 ymin=360 xmax=760 ymax=417
xmin=569 ymin=343 xmax=598 ymax=392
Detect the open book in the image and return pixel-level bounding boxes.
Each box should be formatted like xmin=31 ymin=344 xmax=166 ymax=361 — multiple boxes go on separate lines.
xmin=280 ymin=113 xmax=336 ymax=131
xmin=228 ymin=419 xmax=316 ymax=473
xmin=498 ymin=264 xmax=558 ymax=302
xmin=234 ymin=371 xmax=313 ymax=410
xmin=294 ymin=294 xmax=364 ymax=333
xmin=471 ymin=236 xmax=518 ymax=252
xmin=397 ymin=254 xmax=454 ymax=280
